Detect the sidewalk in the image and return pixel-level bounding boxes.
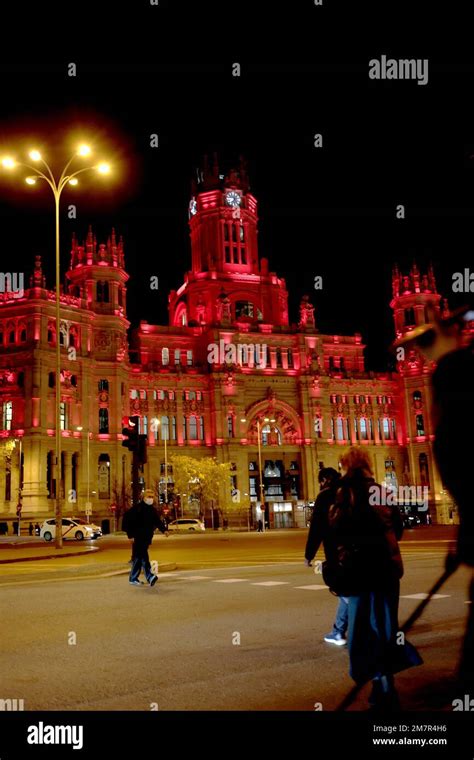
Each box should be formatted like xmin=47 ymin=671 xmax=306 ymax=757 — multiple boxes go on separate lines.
xmin=0 ymin=542 xmax=100 ymax=564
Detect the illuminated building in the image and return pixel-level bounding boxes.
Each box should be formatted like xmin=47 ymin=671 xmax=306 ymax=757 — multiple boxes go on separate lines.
xmin=0 ymin=158 xmax=466 ymax=529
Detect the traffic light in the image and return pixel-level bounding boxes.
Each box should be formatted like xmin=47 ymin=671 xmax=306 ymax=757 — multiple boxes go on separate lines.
xmin=138 ymin=434 xmax=148 ymax=465
xmin=122 ymin=415 xmax=139 ymax=452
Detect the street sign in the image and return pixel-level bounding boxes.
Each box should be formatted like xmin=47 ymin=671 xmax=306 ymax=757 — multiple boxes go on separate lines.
xmin=85 ymin=502 xmax=92 ymax=516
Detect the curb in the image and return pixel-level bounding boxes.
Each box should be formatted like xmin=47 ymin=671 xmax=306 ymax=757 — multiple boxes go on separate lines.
xmin=0 ymin=547 xmax=100 ymax=564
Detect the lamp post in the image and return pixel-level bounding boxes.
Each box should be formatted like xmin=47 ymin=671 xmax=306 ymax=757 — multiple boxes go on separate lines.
xmin=76 ymin=426 xmax=90 ymax=523
xmin=15 ymin=437 xmax=22 ymax=536
xmin=153 ymin=418 xmax=168 ymax=507
xmin=241 ymin=417 xmax=271 ymax=532
xmin=1 ymin=146 xmax=111 ymax=548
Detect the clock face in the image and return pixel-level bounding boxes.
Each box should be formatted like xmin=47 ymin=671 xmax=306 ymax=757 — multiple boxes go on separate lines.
xmin=189 ymin=199 xmax=197 ymax=216
xmin=225 ymin=190 xmax=241 ymax=208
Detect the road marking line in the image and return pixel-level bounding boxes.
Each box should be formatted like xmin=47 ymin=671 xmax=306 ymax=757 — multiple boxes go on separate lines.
xmin=251 ymin=581 xmax=289 ymax=586
xmin=401 ymin=593 xmax=450 ymax=600
xmin=213 ymin=578 xmax=248 ymax=583
xmin=294 ymin=585 xmax=328 ymax=591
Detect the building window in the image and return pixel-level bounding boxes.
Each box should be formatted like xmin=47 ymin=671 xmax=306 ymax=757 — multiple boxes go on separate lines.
xmin=235 ymin=301 xmax=254 ymax=319
xmin=168 ymin=390 xmax=175 ymax=400
xmin=162 ymin=347 xmax=169 ymax=366
xmin=48 ymin=372 xmax=55 ymax=388
xmin=174 ymin=349 xmax=181 ymax=365
xmin=99 ymin=379 xmax=109 ymax=392
xmin=262 ymin=425 xmax=282 ymax=446
xmin=189 ymin=416 xmax=198 ymax=440
xmin=140 ymin=390 xmax=147 ymax=400
xmin=227 ymin=415 xmax=234 ymax=438
xmin=314 ymin=416 xmax=323 ymax=437
xmin=130 ymin=389 xmax=138 ymax=400
xmin=199 ymin=416 xmax=204 ymax=440
xmin=416 ymin=414 xmax=425 ymax=436
xmin=287 ymin=348 xmax=294 ymax=368
xmin=359 ymin=417 xmax=368 ymax=441
xmin=158 ymin=390 xmax=165 ymax=400
xmin=60 ymin=402 xmax=67 ymax=431
xmin=382 ymin=418 xmax=391 ymax=439
xmin=404 ymin=307 xmax=415 ymax=326
xmin=160 ymin=416 xmax=169 ymax=440
xmin=171 ymin=416 xmax=176 ymax=440
xmin=17 ymin=372 xmax=24 ymax=387
xmin=2 ymin=401 xmax=13 ymax=431
xmin=419 ymin=453 xmax=430 ymax=487
xmin=183 ymin=416 xmax=187 ymax=440
xmin=187 ymin=391 xmax=196 ymax=400
xmin=336 ymin=417 xmax=345 ymax=441
xmin=187 ymin=350 xmax=193 ymax=366
xmin=19 ymin=327 xmax=27 ymax=342
xmin=5 ymin=459 xmax=11 ymax=501
xmin=97 ymin=281 xmax=110 ymax=303
xmin=98 ymin=454 xmax=111 ymax=499
xmin=47 ymin=324 xmax=55 ymax=344
xmin=142 ymin=416 xmax=148 ymax=435
xmin=9 ymin=329 xmax=15 ymax=344
xmin=69 ymin=327 xmax=78 ymax=348
xmin=391 ymin=419 xmax=396 ymax=439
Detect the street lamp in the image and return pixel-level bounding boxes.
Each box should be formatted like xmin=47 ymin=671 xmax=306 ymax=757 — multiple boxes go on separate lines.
xmin=241 ymin=417 xmax=268 ymax=532
xmin=76 ymin=426 xmax=90 ymax=523
xmin=14 ymin=437 xmax=23 ymax=536
xmin=152 ymin=418 xmax=168 ymax=507
xmin=1 ymin=144 xmax=112 ymax=549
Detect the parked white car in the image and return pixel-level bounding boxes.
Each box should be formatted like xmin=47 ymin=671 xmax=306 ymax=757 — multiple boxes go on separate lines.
xmin=167 ymin=519 xmax=205 ymax=533
xmin=40 ymin=518 xmax=101 ymax=542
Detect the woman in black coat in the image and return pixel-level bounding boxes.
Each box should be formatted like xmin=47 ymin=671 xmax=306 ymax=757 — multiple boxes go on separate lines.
xmin=325 ymin=447 xmax=422 ymax=710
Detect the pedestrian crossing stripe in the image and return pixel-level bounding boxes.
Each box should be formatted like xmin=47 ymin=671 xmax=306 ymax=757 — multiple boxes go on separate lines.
xmin=294 ymin=585 xmax=328 ymax=591
xmin=213 ymin=578 xmax=248 ymax=583
xmin=251 ymin=581 xmax=289 ymax=586
xmin=400 ymin=593 xmax=450 ymax=600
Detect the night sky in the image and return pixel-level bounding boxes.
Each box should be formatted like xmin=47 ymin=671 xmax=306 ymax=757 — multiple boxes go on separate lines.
xmin=1 ymin=21 xmax=473 ymax=370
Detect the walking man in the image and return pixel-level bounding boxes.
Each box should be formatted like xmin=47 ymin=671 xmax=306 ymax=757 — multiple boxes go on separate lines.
xmin=305 ymin=467 xmax=348 ymax=645
xmin=122 ymin=489 xmax=168 ymax=587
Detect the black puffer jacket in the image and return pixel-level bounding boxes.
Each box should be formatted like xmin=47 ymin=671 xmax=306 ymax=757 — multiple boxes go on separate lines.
xmin=122 ymin=502 xmax=167 ymax=544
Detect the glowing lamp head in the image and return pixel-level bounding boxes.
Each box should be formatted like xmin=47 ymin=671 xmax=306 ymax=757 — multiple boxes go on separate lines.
xmin=77 ymin=144 xmax=91 ymax=157
xmin=68 ymin=178 xmax=78 ymax=186
xmin=1 ymin=157 xmax=16 ymax=169
xmin=29 ymin=150 xmax=42 ymax=161
xmin=25 ymin=177 xmax=37 ymax=185
xmin=97 ymin=162 xmax=110 ymax=175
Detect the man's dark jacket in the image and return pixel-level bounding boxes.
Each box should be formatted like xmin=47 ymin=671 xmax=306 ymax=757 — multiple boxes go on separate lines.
xmin=305 ymin=482 xmax=340 ymax=564
xmin=122 ymin=502 xmax=167 ymax=545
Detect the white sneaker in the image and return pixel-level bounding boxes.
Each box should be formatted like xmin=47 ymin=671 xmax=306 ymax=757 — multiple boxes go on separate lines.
xmin=323 ymin=632 xmax=347 ymax=646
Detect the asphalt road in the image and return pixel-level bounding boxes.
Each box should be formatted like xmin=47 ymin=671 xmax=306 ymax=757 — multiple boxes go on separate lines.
xmin=2 ymin=530 xmax=471 ymax=711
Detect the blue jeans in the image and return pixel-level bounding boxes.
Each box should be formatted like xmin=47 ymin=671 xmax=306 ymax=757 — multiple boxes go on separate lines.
xmin=332 ymin=596 xmax=349 ymax=636
xmin=129 ymin=541 xmax=155 ymax=583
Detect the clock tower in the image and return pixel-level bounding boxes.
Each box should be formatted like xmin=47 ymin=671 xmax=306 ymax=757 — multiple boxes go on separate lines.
xmin=168 ymin=154 xmax=289 ymax=328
